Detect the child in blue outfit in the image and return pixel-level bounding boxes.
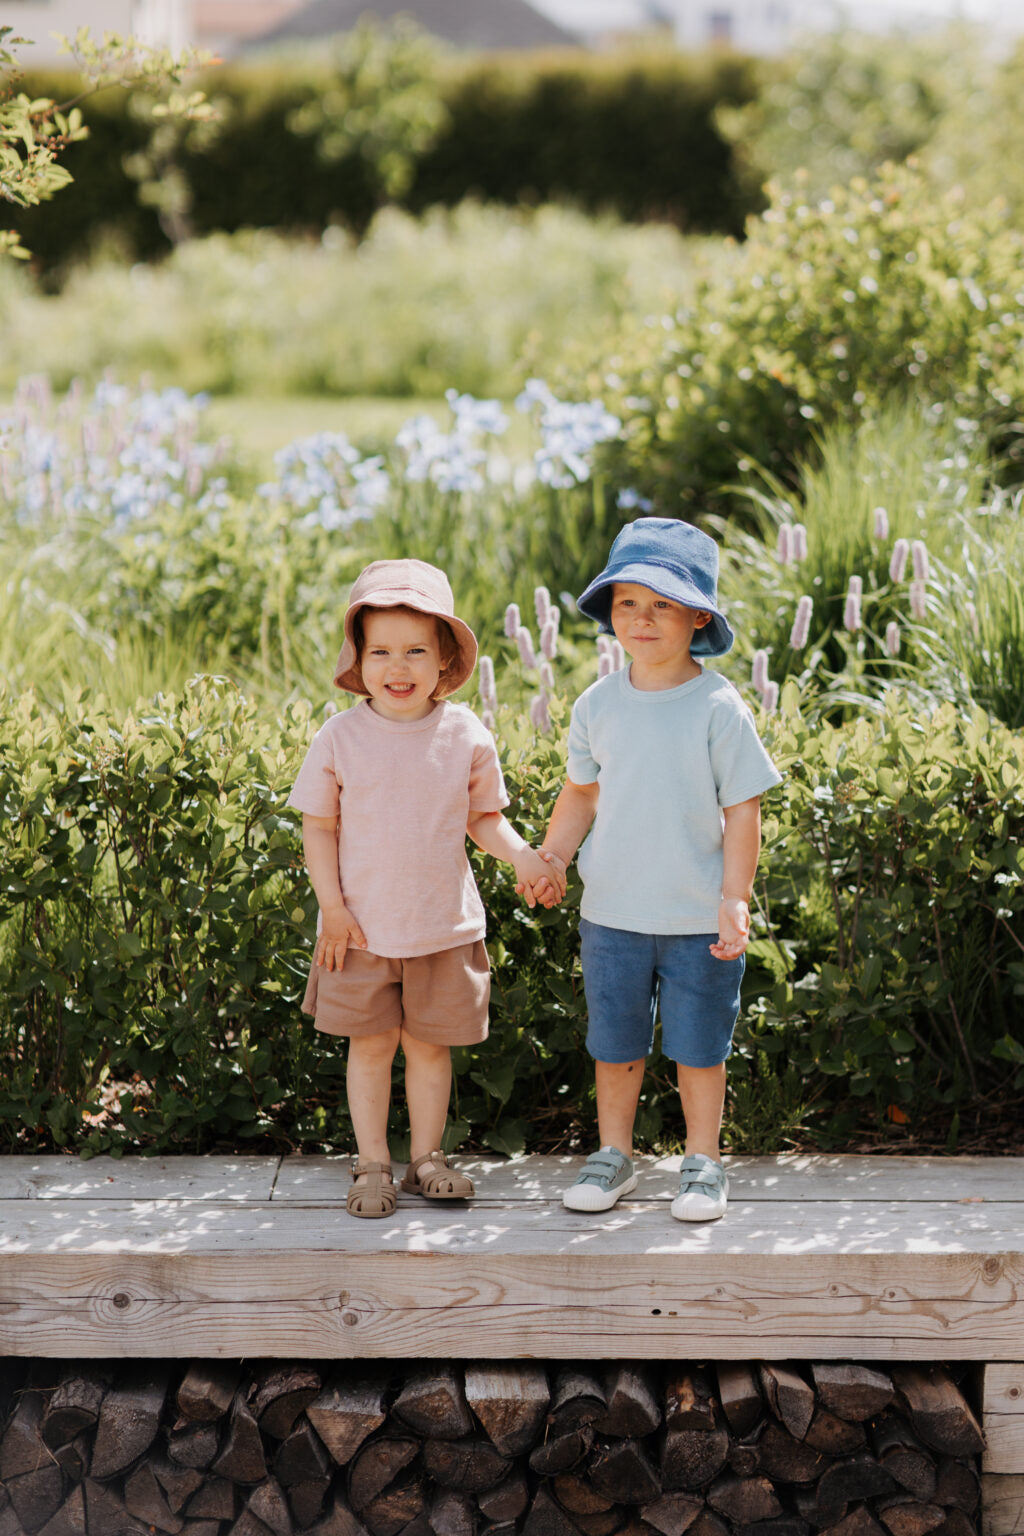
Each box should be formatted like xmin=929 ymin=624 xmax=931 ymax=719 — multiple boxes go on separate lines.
xmin=536 ymin=518 xmax=781 ymax=1221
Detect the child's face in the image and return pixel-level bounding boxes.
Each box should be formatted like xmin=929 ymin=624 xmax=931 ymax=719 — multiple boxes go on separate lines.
xmin=610 ymin=583 xmax=710 ymax=670
xmin=359 ymin=608 xmax=444 ymax=721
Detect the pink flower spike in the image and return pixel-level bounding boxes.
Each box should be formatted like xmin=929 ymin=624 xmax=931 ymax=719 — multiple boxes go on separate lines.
xmin=889 ymin=540 xmax=909 ymax=583
xmin=792 ymin=523 xmax=808 ymax=562
xmin=885 ymin=621 xmax=901 ymax=656
xmin=789 ymin=595 xmax=813 ymax=649
xmin=529 ymin=693 xmax=552 ymax=733
xmin=596 ymin=634 xmax=611 ymax=656
xmin=481 ymin=708 xmax=496 ymax=732
xmin=504 ymin=603 xmax=521 ymax=639
xmin=540 ymin=619 xmax=559 ymax=660
xmin=540 ymin=660 xmax=555 ymax=692
xmin=777 ymin=524 xmax=793 ymax=566
xmin=597 ymin=652 xmax=614 ymax=679
xmin=910 ymin=579 xmax=927 ymax=620
xmin=911 ymin=539 xmax=930 ymax=582
xmin=534 ymin=585 xmax=552 ymax=628
xmin=752 ymin=648 xmax=769 ymax=693
xmin=610 ymin=640 xmax=626 ymax=671
xmin=762 ymin=680 xmax=779 ymax=712
xmin=873 ymin=506 xmax=890 ymax=541
xmin=478 ymin=655 xmax=497 ymax=710
xmin=516 ymin=626 xmax=538 ymax=669
xmin=844 ymin=592 xmax=861 ymax=632
xmin=847 ymin=574 xmax=863 ymax=599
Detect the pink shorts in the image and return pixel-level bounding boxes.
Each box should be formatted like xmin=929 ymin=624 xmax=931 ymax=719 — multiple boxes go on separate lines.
xmin=301 ymin=940 xmax=490 ymax=1046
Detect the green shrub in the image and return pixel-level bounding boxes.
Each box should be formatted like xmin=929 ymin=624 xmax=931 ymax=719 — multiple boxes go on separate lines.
xmin=716 ymin=25 xmax=983 ymax=204
xmin=1 ymin=668 xmax=1021 ymax=1157
xmin=597 ymin=163 xmax=1024 ymax=512
xmin=754 ymin=692 xmax=1024 ymax=1139
xmin=0 ymin=679 xmax=578 ymax=1156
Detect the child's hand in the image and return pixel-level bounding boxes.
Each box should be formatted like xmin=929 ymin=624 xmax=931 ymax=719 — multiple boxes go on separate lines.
xmin=536 ymin=848 xmax=568 ymax=907
xmin=514 ymin=847 xmax=566 ymax=909
xmin=710 ymin=898 xmax=750 ymax=961
xmin=316 ymin=903 xmax=367 ymax=970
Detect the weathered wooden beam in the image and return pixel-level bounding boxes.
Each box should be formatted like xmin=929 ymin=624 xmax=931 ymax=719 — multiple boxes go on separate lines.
xmin=1 ymin=1239 xmax=1021 ymax=1358
xmin=981 ymin=1364 xmax=1024 ymax=1475
xmin=981 ymin=1473 xmax=1024 ymax=1536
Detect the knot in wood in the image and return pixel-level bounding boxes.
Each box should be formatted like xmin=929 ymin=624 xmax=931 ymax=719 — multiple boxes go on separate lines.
xmin=112 ymin=1292 xmax=131 ymax=1309
xmin=982 ymin=1256 xmax=1001 ymax=1282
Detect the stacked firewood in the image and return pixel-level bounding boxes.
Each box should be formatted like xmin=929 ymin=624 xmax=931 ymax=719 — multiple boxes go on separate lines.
xmin=0 ymin=1358 xmax=984 ymax=1536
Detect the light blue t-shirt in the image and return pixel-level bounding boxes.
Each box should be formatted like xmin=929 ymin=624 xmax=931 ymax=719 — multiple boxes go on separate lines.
xmin=567 ymin=666 xmax=782 ymax=935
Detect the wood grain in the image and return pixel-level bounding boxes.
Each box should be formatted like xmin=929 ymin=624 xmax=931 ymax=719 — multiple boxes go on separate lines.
xmin=0 ymin=1245 xmax=1019 ymax=1359
xmin=982 ymin=1364 xmax=1024 ymax=1474
xmin=0 ymin=1155 xmax=1015 ymax=1363
xmin=982 ymin=1474 xmax=1024 ymax=1536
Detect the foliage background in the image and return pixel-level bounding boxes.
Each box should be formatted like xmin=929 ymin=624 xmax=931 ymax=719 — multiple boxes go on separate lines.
xmin=3 ymin=20 xmax=1024 ymax=1157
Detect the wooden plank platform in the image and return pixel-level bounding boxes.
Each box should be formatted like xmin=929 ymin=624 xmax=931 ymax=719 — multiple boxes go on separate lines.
xmin=0 ymin=1152 xmax=1019 ymax=1361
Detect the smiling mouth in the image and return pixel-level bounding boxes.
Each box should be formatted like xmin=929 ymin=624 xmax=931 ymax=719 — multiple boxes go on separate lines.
xmin=386 ymin=683 xmax=416 ymax=694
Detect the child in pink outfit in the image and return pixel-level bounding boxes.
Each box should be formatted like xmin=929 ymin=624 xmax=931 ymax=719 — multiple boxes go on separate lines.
xmin=288 ymin=559 xmax=551 ymax=1218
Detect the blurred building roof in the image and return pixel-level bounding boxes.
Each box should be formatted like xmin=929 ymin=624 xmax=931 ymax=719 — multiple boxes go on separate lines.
xmin=248 ymin=0 xmax=580 ymax=52
xmin=194 ymin=2 xmax=307 ymax=55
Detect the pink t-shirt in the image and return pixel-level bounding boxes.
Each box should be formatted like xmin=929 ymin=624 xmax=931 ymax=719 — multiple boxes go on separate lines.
xmin=287 ymin=699 xmax=509 ymax=958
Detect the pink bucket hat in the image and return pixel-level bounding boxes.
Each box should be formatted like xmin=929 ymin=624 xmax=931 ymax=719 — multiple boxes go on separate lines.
xmin=334 ymin=558 xmax=478 ymax=696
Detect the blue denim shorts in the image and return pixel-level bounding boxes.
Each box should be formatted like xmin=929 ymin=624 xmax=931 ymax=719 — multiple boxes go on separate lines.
xmin=580 ymin=918 xmax=743 ymax=1067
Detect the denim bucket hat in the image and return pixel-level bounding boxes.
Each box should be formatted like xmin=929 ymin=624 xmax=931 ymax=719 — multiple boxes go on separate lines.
xmin=577 ymin=517 xmax=735 ymax=657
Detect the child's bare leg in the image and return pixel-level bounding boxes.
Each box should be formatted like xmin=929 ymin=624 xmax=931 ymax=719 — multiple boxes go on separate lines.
xmin=347 ymin=1028 xmax=401 ymax=1185
xmin=596 ymin=1058 xmax=646 ymax=1154
xmin=402 ymin=1033 xmax=452 ymax=1171
xmin=676 ymin=1061 xmax=727 ymax=1160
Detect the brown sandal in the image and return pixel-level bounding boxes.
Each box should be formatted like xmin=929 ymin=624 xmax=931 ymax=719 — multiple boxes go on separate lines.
xmin=400 ymin=1151 xmax=474 ymax=1201
xmin=347 ymin=1161 xmax=396 ymax=1219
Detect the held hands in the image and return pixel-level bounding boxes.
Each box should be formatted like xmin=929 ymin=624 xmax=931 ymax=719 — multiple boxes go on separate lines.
xmin=514 ymin=846 xmax=567 ymax=909
xmin=710 ymin=897 xmax=750 ymax=961
xmin=316 ymin=902 xmax=367 ymax=971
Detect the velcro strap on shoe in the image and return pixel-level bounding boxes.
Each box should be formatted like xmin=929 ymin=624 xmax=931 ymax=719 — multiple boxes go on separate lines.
xmin=578 ymin=1153 xmax=626 ymax=1184
xmin=678 ymin=1161 xmax=723 ymax=1192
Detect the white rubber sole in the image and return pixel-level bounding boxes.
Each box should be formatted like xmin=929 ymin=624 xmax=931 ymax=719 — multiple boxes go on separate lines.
xmin=563 ymin=1171 xmax=639 ymax=1212
xmin=670 ymin=1176 xmax=729 ymax=1223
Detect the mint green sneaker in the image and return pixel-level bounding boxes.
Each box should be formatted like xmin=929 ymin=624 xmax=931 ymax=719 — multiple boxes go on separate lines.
xmin=563 ymin=1146 xmax=638 ymax=1212
xmin=670 ymin=1153 xmax=728 ymax=1222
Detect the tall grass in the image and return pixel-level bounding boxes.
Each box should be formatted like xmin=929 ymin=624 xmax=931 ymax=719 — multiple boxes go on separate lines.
xmin=711 ymin=406 xmax=1001 ymax=709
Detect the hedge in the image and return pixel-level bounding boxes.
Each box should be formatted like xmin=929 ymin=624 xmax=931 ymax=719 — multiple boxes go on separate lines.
xmin=1 ymin=678 xmax=1021 ymax=1158
xmin=11 ymin=48 xmax=761 ymax=273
